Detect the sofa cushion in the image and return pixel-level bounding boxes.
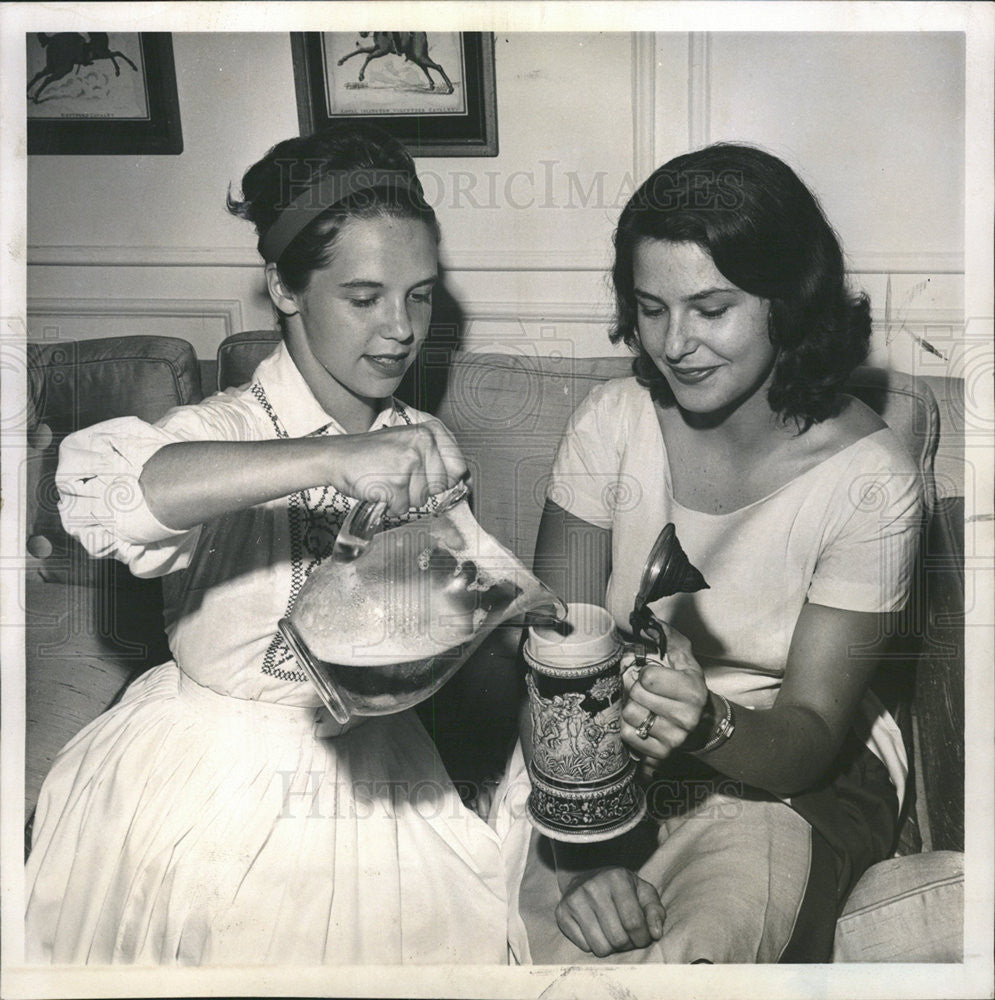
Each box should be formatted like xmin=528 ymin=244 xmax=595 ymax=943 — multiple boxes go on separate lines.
xmin=844 ymin=366 xmax=941 ymax=513
xmin=27 ymin=336 xmax=203 ymax=430
xmin=918 ymin=374 xmax=964 ymax=502
xmin=832 ymin=851 xmax=964 ymax=961
xmin=215 ymin=329 xmax=280 ymax=391
xmin=434 ymin=352 xmax=632 ymax=564
xmin=26 ymin=336 xmax=203 ymax=586
xmin=24 ymin=577 xmax=165 ymax=823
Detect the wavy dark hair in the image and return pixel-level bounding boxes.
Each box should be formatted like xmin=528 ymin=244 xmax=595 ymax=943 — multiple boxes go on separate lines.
xmin=227 ymin=122 xmax=438 ymax=293
xmin=611 ymin=143 xmax=871 ymax=429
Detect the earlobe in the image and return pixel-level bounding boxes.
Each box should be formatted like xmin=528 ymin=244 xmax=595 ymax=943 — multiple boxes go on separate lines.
xmin=265 ymin=263 xmax=300 ymax=317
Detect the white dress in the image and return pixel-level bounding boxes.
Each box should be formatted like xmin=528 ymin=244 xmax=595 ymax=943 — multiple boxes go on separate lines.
xmin=25 ymin=342 xmax=513 ymax=966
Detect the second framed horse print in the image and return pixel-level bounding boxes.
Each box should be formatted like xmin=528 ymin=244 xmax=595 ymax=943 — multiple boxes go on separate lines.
xmin=291 ymin=32 xmax=497 ymax=157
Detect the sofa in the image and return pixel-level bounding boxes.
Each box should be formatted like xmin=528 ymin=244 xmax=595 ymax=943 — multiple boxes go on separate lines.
xmin=23 ymin=331 xmax=966 ymax=963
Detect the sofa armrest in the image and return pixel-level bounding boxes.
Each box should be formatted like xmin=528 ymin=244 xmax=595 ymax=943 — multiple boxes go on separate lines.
xmin=833 ymin=851 xmax=964 ymax=961
xmin=913 ymin=495 xmax=965 ymax=852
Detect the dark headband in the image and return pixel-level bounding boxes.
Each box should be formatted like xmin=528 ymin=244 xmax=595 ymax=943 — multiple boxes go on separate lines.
xmin=258 ymin=169 xmax=421 ymax=263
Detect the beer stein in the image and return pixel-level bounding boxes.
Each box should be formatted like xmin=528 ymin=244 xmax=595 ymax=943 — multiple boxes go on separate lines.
xmin=524 ymin=603 xmax=645 ymax=842
xmin=525 ymin=523 xmax=708 ymax=842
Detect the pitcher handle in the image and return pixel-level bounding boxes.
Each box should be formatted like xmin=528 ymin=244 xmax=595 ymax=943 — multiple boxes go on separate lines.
xmin=279 ymin=617 xmax=353 ymax=725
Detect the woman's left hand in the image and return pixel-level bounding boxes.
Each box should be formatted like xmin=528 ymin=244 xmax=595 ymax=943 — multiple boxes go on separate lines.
xmin=621 ymin=622 xmax=709 ymax=760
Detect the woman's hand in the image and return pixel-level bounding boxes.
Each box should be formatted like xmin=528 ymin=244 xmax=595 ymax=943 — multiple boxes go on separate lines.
xmin=555 ymin=867 xmax=666 ymax=957
xmin=141 ymin=417 xmax=467 ymax=530
xmin=621 ymin=622 xmax=709 ymax=761
xmin=327 ymin=418 xmax=467 ymax=516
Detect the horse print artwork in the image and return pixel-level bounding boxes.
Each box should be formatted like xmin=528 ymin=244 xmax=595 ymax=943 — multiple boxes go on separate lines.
xmin=293 ymin=32 xmax=494 ymax=155
xmin=27 ymin=33 xmax=138 ymax=104
xmin=337 ymin=32 xmax=455 ymax=94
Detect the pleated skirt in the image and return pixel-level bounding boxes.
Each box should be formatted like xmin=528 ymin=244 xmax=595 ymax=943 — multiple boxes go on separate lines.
xmin=26 ymin=663 xmax=511 ymax=966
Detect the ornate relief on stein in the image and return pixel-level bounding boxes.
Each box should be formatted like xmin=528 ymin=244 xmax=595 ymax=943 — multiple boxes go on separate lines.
xmin=524 ymin=603 xmax=646 ymax=842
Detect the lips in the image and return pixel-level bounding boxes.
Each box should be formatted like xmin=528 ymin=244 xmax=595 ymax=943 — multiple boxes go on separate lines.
xmin=364 ymin=354 xmax=410 ymax=378
xmin=667 ymin=365 xmax=719 ymax=385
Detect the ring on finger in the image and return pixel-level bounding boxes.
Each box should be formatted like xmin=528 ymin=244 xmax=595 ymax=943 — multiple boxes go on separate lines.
xmin=636 ymin=710 xmax=657 ymax=741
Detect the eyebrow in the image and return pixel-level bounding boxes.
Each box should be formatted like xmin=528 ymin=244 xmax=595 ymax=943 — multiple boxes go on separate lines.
xmin=634 ymin=286 xmax=738 ymax=304
xmin=339 ymin=276 xmax=438 ymax=291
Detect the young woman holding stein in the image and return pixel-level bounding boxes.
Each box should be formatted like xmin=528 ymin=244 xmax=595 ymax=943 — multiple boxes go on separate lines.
xmin=26 ymin=124 xmax=512 ymax=965
xmin=501 ymin=143 xmax=922 ymax=964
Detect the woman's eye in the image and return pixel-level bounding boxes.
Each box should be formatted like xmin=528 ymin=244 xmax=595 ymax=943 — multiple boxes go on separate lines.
xmin=350 ymin=298 xmax=377 ymax=309
xmin=410 ymin=291 xmax=433 ymax=305
xmin=699 ymin=307 xmax=728 ymax=319
xmin=637 ymin=303 xmax=664 ymax=318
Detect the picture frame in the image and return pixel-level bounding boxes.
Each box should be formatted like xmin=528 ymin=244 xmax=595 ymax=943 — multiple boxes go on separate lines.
xmin=26 ymin=32 xmax=183 ymax=155
xmin=291 ymin=32 xmax=497 ymax=157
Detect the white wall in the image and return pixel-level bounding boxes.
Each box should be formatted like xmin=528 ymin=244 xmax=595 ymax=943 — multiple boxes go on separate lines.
xmin=27 ymin=31 xmax=965 ymax=375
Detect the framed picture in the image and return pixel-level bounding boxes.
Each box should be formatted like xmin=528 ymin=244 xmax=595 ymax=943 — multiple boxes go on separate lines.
xmin=26 ymin=32 xmax=183 ymax=155
xmin=291 ymin=32 xmax=497 ymax=157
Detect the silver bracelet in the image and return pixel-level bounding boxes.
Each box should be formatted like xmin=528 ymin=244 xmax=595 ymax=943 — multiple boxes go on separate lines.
xmin=688 ymin=693 xmax=735 ymax=756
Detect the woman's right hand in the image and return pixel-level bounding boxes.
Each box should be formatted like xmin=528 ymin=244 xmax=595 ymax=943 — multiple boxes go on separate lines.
xmin=139 ymin=417 xmax=467 ymax=532
xmin=555 ymin=866 xmax=666 ymax=957
xmin=327 ymin=417 xmax=467 ymax=516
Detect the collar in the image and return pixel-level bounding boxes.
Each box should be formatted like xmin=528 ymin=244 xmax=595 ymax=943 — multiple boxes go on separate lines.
xmin=253 ymin=340 xmax=401 ymax=438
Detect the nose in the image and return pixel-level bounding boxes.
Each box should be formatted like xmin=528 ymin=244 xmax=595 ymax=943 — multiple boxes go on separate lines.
xmin=663 ymin=312 xmax=695 ymax=362
xmin=383 ymin=296 xmax=416 ymax=343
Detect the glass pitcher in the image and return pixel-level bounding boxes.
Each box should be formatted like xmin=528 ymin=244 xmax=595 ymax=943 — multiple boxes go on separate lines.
xmin=280 ymin=494 xmax=566 ymax=724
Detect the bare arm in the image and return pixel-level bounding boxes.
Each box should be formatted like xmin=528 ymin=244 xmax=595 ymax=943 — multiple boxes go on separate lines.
xmin=534 ymin=499 xmax=891 ymax=794
xmin=625 ymin=603 xmax=892 ymax=796
xmin=531 ymin=499 xmax=612 ymax=607
xmin=140 ymin=419 xmax=466 ymax=529
xmin=555 ymin=602 xmax=895 ymax=956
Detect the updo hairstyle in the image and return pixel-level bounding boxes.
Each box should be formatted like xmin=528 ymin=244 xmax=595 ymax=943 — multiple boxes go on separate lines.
xmin=227 ymin=122 xmax=438 ymax=293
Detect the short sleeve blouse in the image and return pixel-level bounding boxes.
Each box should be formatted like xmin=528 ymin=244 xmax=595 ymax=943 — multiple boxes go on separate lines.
xmin=548 ymin=377 xmax=923 ymax=709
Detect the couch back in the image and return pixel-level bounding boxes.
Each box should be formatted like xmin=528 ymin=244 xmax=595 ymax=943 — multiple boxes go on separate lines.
xmin=27 ymin=331 xmax=944 ymax=602
xmin=438 ymin=354 xmax=946 ymax=568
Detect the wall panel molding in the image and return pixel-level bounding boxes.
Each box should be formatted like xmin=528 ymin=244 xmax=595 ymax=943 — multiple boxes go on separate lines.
xmin=25 ymin=292 xmax=610 ymax=330
xmin=28 ymin=245 xmax=614 ymax=273
xmin=28 ymin=243 xmax=966 ymax=276
xmin=693 ymin=32 xmax=964 ymax=277
xmin=462 ymin=299 xmax=613 ymax=324
xmin=688 ymin=33 xmax=711 ymax=149
xmin=27 ymin=296 xmax=244 ymax=339
xmin=444 ymin=250 xmax=612 ymax=272
xmin=849 ymin=252 xmax=965 ymax=275
xmin=632 ymin=33 xmax=657 ymax=182
xmin=29 ymin=246 xmax=260 ymax=269
xmin=463 ymin=302 xmax=963 ymax=335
